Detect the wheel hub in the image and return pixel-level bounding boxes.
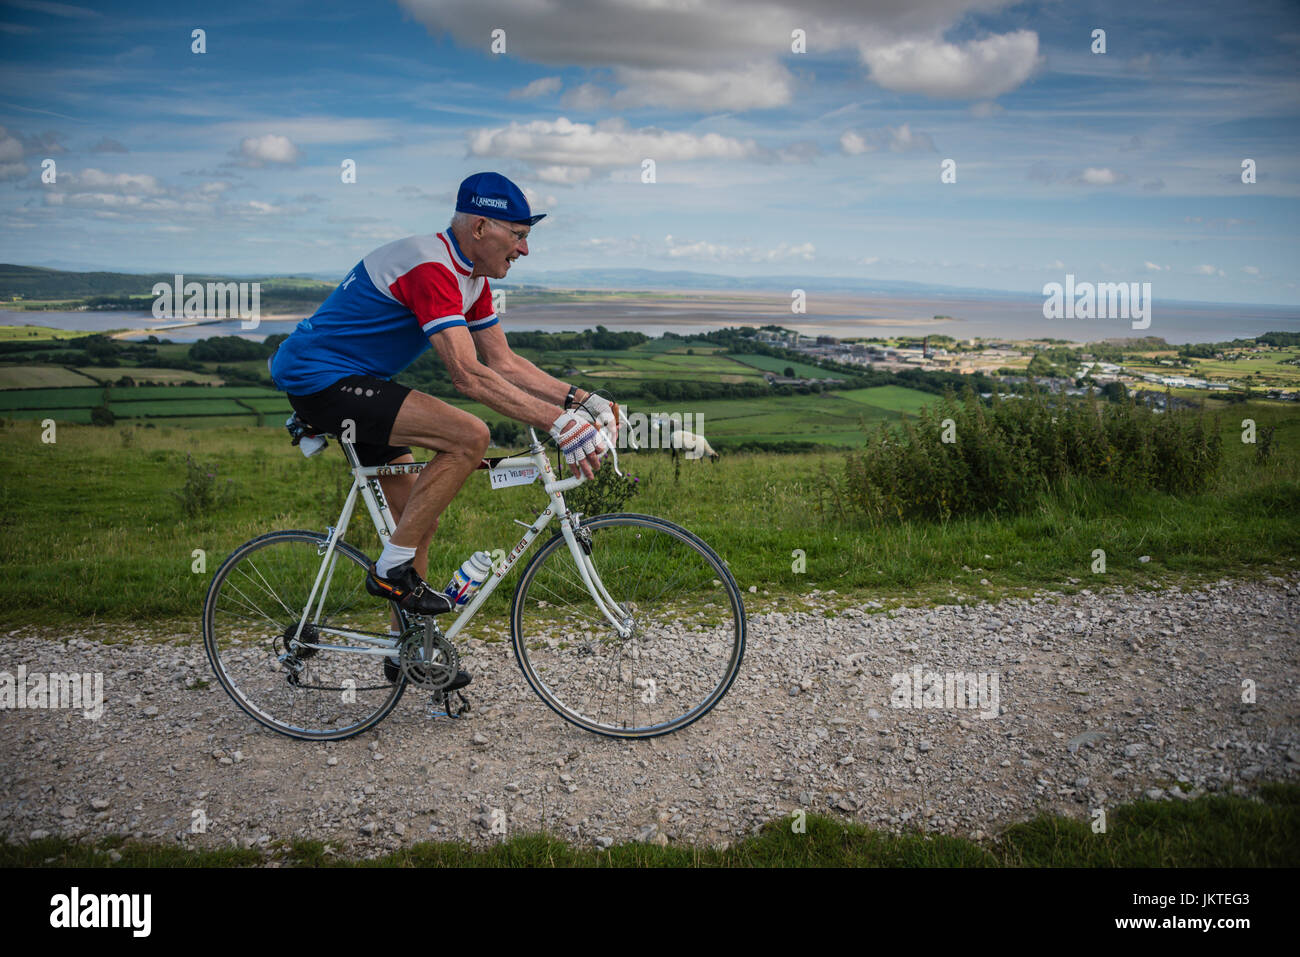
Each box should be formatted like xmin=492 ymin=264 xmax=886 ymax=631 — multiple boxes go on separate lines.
xmin=281 ymin=622 xmax=319 ymax=659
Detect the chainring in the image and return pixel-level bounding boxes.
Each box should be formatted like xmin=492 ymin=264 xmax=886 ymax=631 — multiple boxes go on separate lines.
xmin=399 ymin=623 xmax=460 ymax=691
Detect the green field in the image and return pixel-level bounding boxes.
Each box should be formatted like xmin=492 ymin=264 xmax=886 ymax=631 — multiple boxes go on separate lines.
xmin=110 ymin=399 xmax=253 ymax=417
xmin=239 ymin=397 xmax=295 ymax=414
xmin=1 ymin=406 xmax=93 ymax=423
xmin=0 ymin=366 xmax=100 ymax=388
xmin=836 ymin=385 xmax=939 ymax=414
xmin=144 ymin=414 xmax=260 ymax=428
xmin=1187 ymin=349 xmax=1300 ymax=387
xmin=118 ymin=385 xmax=281 ymax=400
xmin=724 ymin=352 xmax=838 ymax=379
xmin=0 ymin=382 xmax=293 ymax=425
xmin=447 ymin=385 xmax=927 ymax=448
xmin=0 ymin=386 xmax=106 ymax=409
xmin=0 ymin=324 xmax=84 ymax=341
xmin=542 ymin=348 xmax=768 ymax=385
xmin=80 ymin=367 xmax=227 ymax=385
xmin=1120 ymin=347 xmax=1300 ymax=391
xmin=0 ymin=392 xmax=1297 ymax=625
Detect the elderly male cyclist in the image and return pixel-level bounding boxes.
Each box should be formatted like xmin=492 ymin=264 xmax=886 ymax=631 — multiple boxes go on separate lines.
xmin=269 ymin=172 xmax=622 ymax=689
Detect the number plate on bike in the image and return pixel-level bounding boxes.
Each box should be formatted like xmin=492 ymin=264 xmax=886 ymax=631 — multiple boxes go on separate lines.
xmin=488 ymin=464 xmax=540 ymax=490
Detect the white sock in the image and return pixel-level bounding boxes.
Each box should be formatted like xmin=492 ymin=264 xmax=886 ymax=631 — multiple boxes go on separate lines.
xmin=376 ymin=542 xmax=417 ymax=578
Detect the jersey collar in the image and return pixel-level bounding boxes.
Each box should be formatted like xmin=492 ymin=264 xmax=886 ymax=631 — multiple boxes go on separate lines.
xmin=444 ymin=228 xmax=474 ymax=272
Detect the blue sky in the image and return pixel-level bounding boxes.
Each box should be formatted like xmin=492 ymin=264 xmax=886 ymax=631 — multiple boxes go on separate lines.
xmin=0 ymin=0 xmax=1297 ymax=304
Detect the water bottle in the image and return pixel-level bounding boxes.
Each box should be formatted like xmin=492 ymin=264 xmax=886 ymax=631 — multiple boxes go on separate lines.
xmin=445 ymin=551 xmax=494 ymax=606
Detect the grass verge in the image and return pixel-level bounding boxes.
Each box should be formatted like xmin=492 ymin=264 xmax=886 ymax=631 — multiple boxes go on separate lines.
xmin=3 ymin=783 xmax=1296 ymax=867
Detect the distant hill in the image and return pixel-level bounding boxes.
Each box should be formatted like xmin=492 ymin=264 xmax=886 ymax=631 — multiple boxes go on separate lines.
xmin=0 ymin=264 xmax=333 ymax=298
xmin=0 ymin=265 xmax=335 ymax=314
xmin=0 ymin=262 xmax=1036 ymax=304
xmin=502 ymin=268 xmax=1038 ymax=300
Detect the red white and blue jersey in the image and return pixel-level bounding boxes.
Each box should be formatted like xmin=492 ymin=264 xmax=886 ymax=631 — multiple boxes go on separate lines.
xmin=270 ymin=229 xmax=497 ymax=395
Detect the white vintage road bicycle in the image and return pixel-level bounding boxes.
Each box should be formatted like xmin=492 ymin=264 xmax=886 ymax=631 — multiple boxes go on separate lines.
xmin=202 ymin=412 xmax=746 ymax=741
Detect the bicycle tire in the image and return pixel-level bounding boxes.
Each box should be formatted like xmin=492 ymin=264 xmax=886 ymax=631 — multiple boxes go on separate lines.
xmin=510 ymin=513 xmax=745 ymax=739
xmin=202 ymin=529 xmax=408 ymax=741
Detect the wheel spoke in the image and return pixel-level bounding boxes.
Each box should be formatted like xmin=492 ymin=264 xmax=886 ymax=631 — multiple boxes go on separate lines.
xmin=203 ymin=533 xmax=407 ymax=741
xmin=512 ymin=516 xmax=744 ymax=738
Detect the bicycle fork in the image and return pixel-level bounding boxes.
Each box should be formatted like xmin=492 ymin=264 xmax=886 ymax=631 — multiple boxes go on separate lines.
xmin=562 ymin=515 xmax=634 ymax=640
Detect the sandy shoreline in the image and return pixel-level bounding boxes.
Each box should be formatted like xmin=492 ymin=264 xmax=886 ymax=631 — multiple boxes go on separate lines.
xmin=9 ymin=287 xmax=1295 ymax=345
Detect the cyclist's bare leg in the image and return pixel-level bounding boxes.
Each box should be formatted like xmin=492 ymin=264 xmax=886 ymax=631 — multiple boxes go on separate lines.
xmin=377 ymin=458 xmax=437 ymax=632
xmin=386 ymin=390 xmax=490 ymax=553
xmin=377 ymin=459 xmax=436 ymax=577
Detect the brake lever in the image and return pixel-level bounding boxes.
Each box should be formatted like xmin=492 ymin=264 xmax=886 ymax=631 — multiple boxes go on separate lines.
xmin=599 ymin=426 xmax=623 ymax=477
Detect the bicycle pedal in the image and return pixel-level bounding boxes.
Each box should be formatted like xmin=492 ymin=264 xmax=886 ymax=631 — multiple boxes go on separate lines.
xmin=428 ymin=691 xmax=469 ymax=720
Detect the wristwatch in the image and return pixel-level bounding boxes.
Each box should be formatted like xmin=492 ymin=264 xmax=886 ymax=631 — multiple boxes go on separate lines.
xmin=564 ymin=385 xmax=578 ymax=410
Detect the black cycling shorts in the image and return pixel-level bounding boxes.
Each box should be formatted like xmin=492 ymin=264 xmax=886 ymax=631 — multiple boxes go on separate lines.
xmin=287 ymin=374 xmax=413 ymax=466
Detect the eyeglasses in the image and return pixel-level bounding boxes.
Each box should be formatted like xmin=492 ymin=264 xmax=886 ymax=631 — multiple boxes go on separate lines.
xmin=487 ymin=219 xmax=529 ymax=243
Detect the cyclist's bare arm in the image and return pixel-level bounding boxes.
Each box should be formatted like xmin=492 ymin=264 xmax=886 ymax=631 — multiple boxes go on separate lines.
xmin=429 ymin=326 xmax=563 ymax=431
xmin=470 ymin=323 xmax=591 ymax=407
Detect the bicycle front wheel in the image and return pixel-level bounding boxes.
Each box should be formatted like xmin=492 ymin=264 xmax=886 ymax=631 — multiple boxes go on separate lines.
xmin=511 ymin=513 xmax=745 ymax=738
xmin=202 ymin=530 xmax=408 ymax=741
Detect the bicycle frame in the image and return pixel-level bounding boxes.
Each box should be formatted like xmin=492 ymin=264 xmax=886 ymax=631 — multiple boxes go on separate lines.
xmin=289 ymin=427 xmax=633 ymax=659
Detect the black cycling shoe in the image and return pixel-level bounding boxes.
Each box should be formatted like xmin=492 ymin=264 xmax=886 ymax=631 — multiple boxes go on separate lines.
xmin=365 ymin=560 xmax=455 ymax=616
xmin=384 ymin=656 xmax=472 ymax=690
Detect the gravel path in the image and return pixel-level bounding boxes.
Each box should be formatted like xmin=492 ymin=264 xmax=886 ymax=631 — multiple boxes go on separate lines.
xmin=2 ymin=575 xmax=1297 ymax=858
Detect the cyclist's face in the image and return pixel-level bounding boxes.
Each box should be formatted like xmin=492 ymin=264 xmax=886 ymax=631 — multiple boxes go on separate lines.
xmin=480 ymin=218 xmax=530 ymax=279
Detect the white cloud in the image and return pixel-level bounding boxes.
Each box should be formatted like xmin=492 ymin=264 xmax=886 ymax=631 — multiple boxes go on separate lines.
xmin=534 ymin=165 xmax=591 ymax=185
xmin=663 ymin=235 xmax=815 ymax=263
xmin=519 ymin=186 xmax=558 ymax=211
xmin=970 ymin=100 xmax=1003 ymax=118
xmin=395 ymin=1 xmax=1041 ymax=111
xmin=1242 ymin=265 xmax=1260 ymax=275
xmin=839 ymin=123 xmax=936 ymax=154
xmin=1144 ymin=261 xmax=1165 ymax=272
xmin=1078 ymin=167 xmax=1119 ymax=185
xmin=610 ymin=62 xmax=793 ymax=111
xmin=0 ymin=125 xmax=26 ymax=180
xmin=888 ymin=123 xmax=936 ymax=152
xmin=560 ymin=83 xmax=612 ymax=111
xmin=1194 ymin=264 xmax=1224 ymax=276
xmin=1047 ymin=259 xmax=1064 ymax=270
xmin=236 ymin=134 xmax=301 ymax=167
xmin=861 ymin=30 xmax=1042 ymax=99
xmin=468 ymin=117 xmax=761 ymax=180
xmin=66 ymin=168 xmax=166 ymax=194
xmin=509 ymin=76 xmax=562 ymax=99
xmin=840 ymin=130 xmax=871 ymax=155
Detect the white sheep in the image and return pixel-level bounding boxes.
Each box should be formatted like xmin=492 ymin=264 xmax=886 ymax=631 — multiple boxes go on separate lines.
xmin=648 ymin=414 xmax=719 ymax=461
xmin=671 ymin=428 xmax=719 ymax=461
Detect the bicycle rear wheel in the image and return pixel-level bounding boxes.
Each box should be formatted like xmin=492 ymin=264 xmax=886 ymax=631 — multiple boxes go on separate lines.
xmin=510 ymin=513 xmax=745 ymax=738
xmin=202 ymin=530 xmax=407 ymax=741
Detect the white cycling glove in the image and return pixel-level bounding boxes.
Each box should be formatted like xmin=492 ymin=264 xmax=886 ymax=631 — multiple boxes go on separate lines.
xmin=550 ymin=411 xmax=603 ymax=465
xmin=580 ymin=393 xmax=623 ymax=438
